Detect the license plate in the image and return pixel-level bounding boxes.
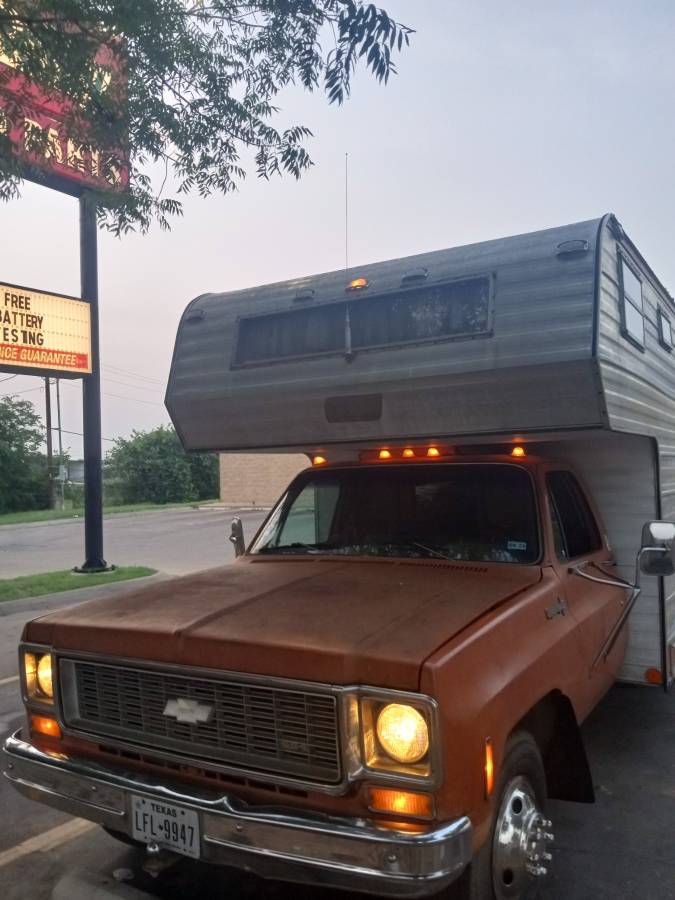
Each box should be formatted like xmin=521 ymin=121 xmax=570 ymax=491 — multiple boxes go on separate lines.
xmin=131 ymin=795 xmax=200 ymax=859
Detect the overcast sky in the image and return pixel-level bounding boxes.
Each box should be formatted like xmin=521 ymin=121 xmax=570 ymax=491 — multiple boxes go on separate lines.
xmin=2 ymin=0 xmax=674 ymax=458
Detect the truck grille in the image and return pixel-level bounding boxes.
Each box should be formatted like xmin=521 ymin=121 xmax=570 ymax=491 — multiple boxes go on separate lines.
xmin=60 ymin=659 xmax=341 ymax=784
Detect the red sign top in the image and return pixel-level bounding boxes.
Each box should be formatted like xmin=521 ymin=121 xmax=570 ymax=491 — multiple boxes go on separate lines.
xmin=0 ymin=41 xmax=128 ymax=194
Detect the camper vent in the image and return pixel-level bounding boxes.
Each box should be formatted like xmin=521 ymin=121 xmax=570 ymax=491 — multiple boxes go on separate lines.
xmin=556 ymin=239 xmax=589 ymax=257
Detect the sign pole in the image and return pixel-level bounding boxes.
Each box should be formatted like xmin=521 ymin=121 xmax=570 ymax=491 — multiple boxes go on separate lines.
xmin=78 ymin=192 xmax=108 ymax=572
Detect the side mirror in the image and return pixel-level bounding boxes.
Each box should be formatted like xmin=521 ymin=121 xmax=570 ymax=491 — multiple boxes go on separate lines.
xmin=639 ymin=521 xmax=675 ymax=577
xmin=229 ymin=517 xmax=246 ymax=558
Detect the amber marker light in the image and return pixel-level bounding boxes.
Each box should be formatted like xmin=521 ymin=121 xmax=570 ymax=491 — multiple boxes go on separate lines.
xmin=645 ymin=667 xmax=663 ymax=685
xmin=484 ymin=738 xmax=495 ymax=797
xmin=346 ymin=276 xmax=369 ymax=292
xmin=30 ymin=715 xmax=62 ymax=739
xmin=402 ymin=448 xmax=415 ymax=458
xmin=368 ymin=787 xmax=433 ymax=820
xmin=312 ymin=455 xmax=327 ymax=466
xmin=426 ymin=447 xmax=440 ymax=458
xmin=378 ymin=449 xmax=392 ymax=460
xmin=511 ymin=446 xmax=526 ymax=458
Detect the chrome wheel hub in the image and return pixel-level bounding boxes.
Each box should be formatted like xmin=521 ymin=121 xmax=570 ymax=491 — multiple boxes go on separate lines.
xmin=492 ymin=775 xmax=554 ymax=899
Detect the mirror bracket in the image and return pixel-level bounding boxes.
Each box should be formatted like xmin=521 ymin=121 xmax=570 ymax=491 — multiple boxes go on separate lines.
xmin=229 ymin=517 xmax=246 ymax=558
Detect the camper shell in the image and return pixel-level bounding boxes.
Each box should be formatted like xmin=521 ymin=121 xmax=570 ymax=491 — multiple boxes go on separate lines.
xmin=167 ymin=214 xmax=675 ymax=686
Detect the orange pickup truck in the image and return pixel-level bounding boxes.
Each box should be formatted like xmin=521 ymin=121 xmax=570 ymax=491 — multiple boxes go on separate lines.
xmin=5 ymin=216 xmax=675 ymax=899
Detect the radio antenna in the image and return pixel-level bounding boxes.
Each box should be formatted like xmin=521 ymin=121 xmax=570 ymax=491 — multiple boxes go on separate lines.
xmin=345 ymin=152 xmax=349 ymax=273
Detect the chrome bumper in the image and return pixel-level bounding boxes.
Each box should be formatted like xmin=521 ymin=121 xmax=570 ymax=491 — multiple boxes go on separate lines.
xmin=2 ymin=731 xmax=472 ymax=897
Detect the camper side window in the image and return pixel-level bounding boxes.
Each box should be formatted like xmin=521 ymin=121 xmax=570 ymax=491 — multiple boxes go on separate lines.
xmin=619 ymin=256 xmax=644 ymax=349
xmin=658 ymin=309 xmax=673 ymax=352
xmin=547 ymin=471 xmax=602 ymax=560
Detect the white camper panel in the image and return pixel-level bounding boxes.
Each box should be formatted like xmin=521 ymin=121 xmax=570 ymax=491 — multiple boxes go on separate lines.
xmin=541 ymin=433 xmax=662 ymax=684
xmin=595 ymin=220 xmax=675 ymax=676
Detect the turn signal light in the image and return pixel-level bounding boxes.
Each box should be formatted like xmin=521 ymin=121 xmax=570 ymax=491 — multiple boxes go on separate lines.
xmin=485 ymin=738 xmax=495 ymax=797
xmin=30 ymin=715 xmax=62 ymax=739
xmin=368 ymin=788 xmax=433 ymax=820
xmin=511 ymin=446 xmax=526 ymax=458
xmin=312 ymin=455 xmax=327 ymax=466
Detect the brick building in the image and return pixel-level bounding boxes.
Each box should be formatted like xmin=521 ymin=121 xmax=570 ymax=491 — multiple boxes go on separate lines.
xmin=219 ymin=454 xmax=308 ymax=508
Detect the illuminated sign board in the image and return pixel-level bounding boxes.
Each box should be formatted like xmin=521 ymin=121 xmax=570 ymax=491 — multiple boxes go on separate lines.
xmin=0 ymin=40 xmax=128 ymax=194
xmin=0 ymin=281 xmax=92 ymax=376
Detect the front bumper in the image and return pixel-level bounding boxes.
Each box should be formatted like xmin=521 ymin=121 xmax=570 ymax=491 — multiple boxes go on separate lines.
xmin=2 ymin=731 xmax=472 ymax=897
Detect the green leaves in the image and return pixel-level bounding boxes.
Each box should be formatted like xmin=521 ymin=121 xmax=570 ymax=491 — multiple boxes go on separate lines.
xmin=0 ymin=395 xmax=49 ymax=513
xmin=105 ymin=425 xmax=218 ymax=504
xmin=0 ymin=1 xmax=412 ymax=233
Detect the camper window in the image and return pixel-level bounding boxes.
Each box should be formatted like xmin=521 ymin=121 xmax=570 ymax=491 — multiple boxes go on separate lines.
xmin=657 ymin=309 xmax=673 ymax=352
xmin=619 ymin=256 xmax=644 ymax=348
xmin=234 ymin=276 xmax=491 ymax=366
xmin=546 ymin=471 xmax=602 ymax=560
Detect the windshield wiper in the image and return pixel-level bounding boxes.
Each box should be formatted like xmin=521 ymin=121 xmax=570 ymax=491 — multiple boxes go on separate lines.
xmin=257 ymin=542 xmax=337 ymax=554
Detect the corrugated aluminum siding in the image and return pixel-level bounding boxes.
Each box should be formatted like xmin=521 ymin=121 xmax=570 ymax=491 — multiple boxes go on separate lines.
xmin=167 ymin=219 xmax=604 ymax=452
xmin=596 ymin=219 xmax=675 ymax=678
xmin=542 ymin=433 xmax=659 ymax=684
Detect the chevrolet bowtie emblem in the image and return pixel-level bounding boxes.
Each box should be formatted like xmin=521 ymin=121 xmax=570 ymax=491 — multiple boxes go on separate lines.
xmin=163 ymin=697 xmax=213 ymax=725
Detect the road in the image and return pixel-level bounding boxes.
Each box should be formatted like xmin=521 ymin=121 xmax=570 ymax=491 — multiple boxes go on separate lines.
xmin=0 ymin=507 xmax=268 ymax=578
xmin=1 ymin=510 xmax=675 ymax=898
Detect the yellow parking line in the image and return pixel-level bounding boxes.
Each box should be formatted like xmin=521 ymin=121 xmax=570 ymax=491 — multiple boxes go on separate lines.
xmin=0 ymin=675 xmax=19 ymax=687
xmin=0 ymin=818 xmax=96 ymax=869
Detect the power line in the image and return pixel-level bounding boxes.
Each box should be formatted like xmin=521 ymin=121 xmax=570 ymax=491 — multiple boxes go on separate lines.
xmin=103 ymin=363 xmax=164 ymax=385
xmin=0 ymin=374 xmax=18 ymax=383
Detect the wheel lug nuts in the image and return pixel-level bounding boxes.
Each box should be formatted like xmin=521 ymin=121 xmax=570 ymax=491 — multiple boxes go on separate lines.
xmin=542 ymin=851 xmax=553 ymax=862
xmin=545 ymin=832 xmax=555 ymax=842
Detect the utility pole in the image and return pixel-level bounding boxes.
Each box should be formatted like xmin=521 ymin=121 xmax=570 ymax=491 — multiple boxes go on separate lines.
xmin=55 ymin=377 xmax=64 ymax=509
xmin=77 ymin=192 xmax=108 ymax=572
xmin=44 ymin=377 xmax=55 ymax=509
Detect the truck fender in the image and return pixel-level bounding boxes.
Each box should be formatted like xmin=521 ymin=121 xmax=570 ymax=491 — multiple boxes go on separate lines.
xmin=516 ymin=690 xmax=594 ymax=803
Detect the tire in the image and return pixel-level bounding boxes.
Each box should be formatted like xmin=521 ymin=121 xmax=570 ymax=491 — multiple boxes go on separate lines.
xmin=452 ymin=732 xmax=551 ymax=900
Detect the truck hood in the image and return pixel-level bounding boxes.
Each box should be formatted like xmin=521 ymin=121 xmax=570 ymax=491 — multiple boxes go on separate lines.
xmin=26 ymin=557 xmax=541 ymax=690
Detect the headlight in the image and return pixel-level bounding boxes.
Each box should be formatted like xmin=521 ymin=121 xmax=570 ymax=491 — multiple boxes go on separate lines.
xmin=360 ymin=695 xmax=435 ymax=779
xmin=376 ymin=703 xmax=429 ymax=764
xmin=23 ymin=649 xmax=54 ymax=702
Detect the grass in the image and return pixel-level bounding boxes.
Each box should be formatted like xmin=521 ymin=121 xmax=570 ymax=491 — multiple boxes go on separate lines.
xmin=0 ymin=566 xmax=157 ymax=602
xmin=0 ymin=499 xmax=218 ymax=527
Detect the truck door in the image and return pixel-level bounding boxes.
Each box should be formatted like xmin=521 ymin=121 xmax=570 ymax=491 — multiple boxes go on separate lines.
xmin=544 ymin=469 xmax=628 ymax=706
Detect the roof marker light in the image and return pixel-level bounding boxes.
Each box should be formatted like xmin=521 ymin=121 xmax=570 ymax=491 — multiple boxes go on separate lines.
xmin=426 ymin=447 xmax=440 ymax=458
xmin=511 ymin=446 xmax=526 ymax=458
xmin=378 ymin=449 xmax=392 ymax=460
xmin=347 ymin=277 xmax=369 ymax=292
xmin=402 ymin=448 xmax=415 ymax=458
xmin=313 ymin=455 xmax=327 ymax=466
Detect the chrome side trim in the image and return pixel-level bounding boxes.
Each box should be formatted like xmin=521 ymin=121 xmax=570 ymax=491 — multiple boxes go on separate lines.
xmin=3 ymin=731 xmax=471 ymax=898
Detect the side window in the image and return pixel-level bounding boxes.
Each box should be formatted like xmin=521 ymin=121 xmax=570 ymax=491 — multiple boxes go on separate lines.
xmin=547 ymin=471 xmax=602 ymax=560
xmin=274 ymin=482 xmax=339 ymax=546
xmin=619 ymin=256 xmax=644 ymax=349
xmin=658 ymin=308 xmax=673 ymax=352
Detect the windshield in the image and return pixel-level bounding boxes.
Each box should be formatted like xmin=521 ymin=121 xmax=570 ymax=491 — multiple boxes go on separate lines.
xmin=251 ymin=464 xmax=540 ymax=564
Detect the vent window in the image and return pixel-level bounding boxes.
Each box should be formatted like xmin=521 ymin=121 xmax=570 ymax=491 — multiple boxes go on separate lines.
xmin=234 ymin=276 xmax=491 ymax=366
xmin=619 ymin=256 xmax=644 ymax=349
xmin=658 ymin=308 xmax=673 ymax=352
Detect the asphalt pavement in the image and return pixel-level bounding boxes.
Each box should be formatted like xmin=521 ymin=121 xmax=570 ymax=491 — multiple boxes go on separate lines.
xmin=0 ymin=506 xmax=268 ymax=578
xmin=1 ymin=509 xmax=675 ymax=898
